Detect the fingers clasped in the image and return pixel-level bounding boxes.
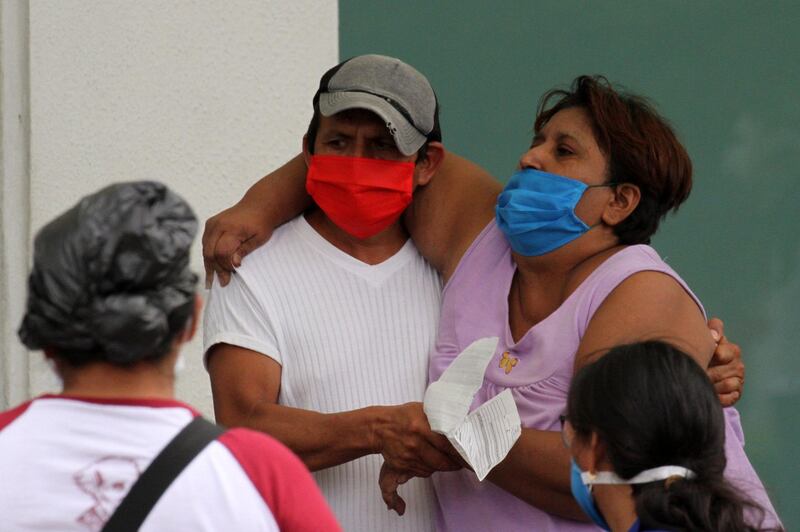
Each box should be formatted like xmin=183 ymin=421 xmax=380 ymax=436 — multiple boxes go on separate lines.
xmin=706 ymin=318 xmax=745 ymax=406
xmin=377 ymin=403 xmax=462 ymax=477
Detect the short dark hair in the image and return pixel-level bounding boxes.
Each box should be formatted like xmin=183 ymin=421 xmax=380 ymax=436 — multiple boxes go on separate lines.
xmin=567 ymin=341 xmax=767 ymax=531
xmin=535 ymin=76 xmax=692 ymax=245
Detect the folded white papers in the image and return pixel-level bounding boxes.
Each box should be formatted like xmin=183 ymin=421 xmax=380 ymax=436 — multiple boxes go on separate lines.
xmin=423 ymin=337 xmax=522 ymax=480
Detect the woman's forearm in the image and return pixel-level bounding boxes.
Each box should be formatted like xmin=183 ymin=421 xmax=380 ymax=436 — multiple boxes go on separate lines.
xmin=405 ymin=150 xmax=501 ymax=279
xmin=202 ymin=154 xmax=313 ymax=285
xmin=488 ymin=428 xmax=588 ymax=522
xmin=239 ymin=154 xmax=312 ymax=225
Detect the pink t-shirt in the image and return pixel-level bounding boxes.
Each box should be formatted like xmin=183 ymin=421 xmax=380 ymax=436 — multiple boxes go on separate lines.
xmin=429 ymin=220 xmax=780 ymax=531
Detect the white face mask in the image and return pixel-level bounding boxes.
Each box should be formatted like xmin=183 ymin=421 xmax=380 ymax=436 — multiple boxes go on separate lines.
xmin=174 ymin=352 xmax=186 ymax=375
xmin=173 ymin=315 xmax=196 ymax=376
xmin=46 ymin=358 xmax=64 ymax=389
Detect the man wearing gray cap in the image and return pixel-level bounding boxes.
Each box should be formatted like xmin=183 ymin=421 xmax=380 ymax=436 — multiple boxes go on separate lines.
xmin=204 ymin=55 xmax=460 ymax=531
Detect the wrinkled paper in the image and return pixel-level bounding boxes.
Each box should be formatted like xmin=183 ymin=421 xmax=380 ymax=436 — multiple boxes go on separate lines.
xmin=424 ymin=337 xmax=522 ymax=480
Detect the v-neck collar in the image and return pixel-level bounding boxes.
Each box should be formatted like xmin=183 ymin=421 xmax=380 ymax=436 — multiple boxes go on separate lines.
xmin=292 ymin=215 xmax=416 ymax=287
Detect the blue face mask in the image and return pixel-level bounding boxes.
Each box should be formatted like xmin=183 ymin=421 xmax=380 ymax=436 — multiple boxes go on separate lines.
xmin=495 ymin=169 xmax=613 ymax=256
xmin=570 ymin=459 xmax=611 ymax=531
xmin=570 ymin=458 xmax=696 ymax=531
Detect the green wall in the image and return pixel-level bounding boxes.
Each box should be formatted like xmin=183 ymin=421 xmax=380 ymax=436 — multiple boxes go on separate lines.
xmin=341 ymin=1 xmax=799 ymax=527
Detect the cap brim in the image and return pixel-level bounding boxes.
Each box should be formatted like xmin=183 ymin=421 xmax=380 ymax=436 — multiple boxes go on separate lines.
xmin=319 ymin=91 xmax=427 ymax=156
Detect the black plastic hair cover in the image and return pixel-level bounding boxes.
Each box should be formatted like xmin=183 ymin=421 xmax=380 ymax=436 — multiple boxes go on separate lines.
xmin=18 ymin=181 xmax=198 ymax=365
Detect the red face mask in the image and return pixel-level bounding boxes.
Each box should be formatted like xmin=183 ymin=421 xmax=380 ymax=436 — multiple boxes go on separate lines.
xmin=306 ymin=155 xmax=415 ymax=239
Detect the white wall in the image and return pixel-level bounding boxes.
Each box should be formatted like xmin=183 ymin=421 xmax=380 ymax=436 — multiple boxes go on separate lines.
xmin=1 ymin=0 xmax=338 ymax=416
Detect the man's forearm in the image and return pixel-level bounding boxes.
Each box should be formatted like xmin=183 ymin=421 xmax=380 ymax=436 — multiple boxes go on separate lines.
xmin=227 ymin=400 xmax=383 ymax=471
xmin=488 ymin=429 xmax=587 ymax=522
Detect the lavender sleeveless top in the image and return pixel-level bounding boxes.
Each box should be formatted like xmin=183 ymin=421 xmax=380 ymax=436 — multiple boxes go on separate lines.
xmin=429 ymin=221 xmax=780 ymax=532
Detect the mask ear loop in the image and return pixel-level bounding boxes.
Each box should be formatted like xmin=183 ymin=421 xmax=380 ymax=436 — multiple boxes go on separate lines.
xmin=586 ymin=181 xmax=619 ymax=189
xmin=582 ymin=181 xmax=622 ymax=231
xmin=584 ymin=471 xmax=597 ymax=494
xmin=583 ymin=466 xmax=696 ymax=486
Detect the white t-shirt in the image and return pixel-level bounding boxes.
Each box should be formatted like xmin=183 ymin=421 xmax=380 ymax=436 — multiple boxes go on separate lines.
xmin=0 ymin=395 xmax=340 ymax=531
xmin=204 ymin=215 xmax=442 ymax=532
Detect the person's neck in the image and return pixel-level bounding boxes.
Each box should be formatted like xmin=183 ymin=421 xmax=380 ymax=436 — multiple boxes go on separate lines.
xmin=508 ymin=232 xmax=624 ymax=340
xmin=58 ymin=357 xmax=176 ymax=400
xmin=593 ymin=484 xmax=638 ymax=532
xmin=305 ymin=208 xmax=408 ymax=265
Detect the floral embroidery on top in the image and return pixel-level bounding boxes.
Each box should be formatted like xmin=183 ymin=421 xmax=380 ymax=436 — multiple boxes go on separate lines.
xmin=499 ymin=351 xmax=518 ymax=374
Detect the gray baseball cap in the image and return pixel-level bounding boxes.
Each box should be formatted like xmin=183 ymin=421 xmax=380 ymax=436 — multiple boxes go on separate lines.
xmin=314 ymin=54 xmax=440 ymax=156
